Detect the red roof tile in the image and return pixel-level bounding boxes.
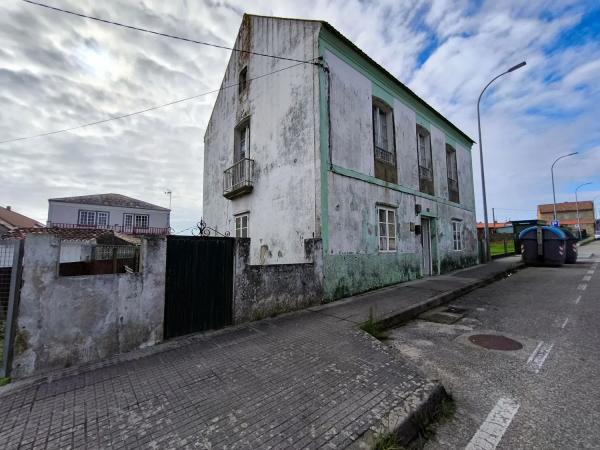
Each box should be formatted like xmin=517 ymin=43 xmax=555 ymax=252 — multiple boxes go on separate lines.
xmin=0 ymin=206 xmax=44 ymax=229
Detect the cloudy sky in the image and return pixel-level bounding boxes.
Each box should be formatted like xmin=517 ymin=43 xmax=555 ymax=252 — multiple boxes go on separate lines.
xmin=1 ymin=0 xmax=599 ymax=232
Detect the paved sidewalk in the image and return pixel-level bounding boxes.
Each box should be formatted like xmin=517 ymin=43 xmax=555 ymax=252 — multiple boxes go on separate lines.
xmin=0 ymin=258 xmax=521 ymax=450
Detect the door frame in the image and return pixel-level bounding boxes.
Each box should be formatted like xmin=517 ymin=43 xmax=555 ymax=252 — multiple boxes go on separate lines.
xmin=421 ymin=218 xmax=433 ymax=277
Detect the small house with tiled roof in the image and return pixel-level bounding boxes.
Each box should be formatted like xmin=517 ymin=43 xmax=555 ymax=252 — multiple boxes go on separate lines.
xmin=0 ymin=205 xmax=43 ymax=235
xmin=47 ymin=193 xmax=170 ymax=236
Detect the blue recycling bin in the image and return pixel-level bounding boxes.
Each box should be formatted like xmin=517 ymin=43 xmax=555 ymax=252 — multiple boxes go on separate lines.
xmin=518 ymin=226 xmax=567 ymax=266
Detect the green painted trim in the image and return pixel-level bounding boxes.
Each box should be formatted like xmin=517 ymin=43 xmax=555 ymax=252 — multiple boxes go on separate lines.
xmin=319 ymin=30 xmax=473 ymax=150
xmin=372 ymin=82 xmax=395 ymax=107
xmin=416 ymin=113 xmax=431 ymax=130
xmin=421 ymin=210 xmax=438 ymax=218
xmin=318 ymin=50 xmax=330 ymax=254
xmin=330 ymin=164 xmax=475 ymax=213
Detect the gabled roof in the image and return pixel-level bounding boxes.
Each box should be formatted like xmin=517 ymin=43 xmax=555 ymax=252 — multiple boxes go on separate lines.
xmin=0 ymin=206 xmax=44 ymax=229
xmin=48 ymin=193 xmax=170 ymax=211
xmin=245 ymin=14 xmax=475 ymax=145
xmin=538 ymin=201 xmax=593 ymax=214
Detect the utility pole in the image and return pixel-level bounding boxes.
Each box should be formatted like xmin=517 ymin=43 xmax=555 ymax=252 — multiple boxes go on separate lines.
xmin=492 ymin=208 xmax=496 ymax=226
xmin=164 ymin=189 xmax=172 ymax=210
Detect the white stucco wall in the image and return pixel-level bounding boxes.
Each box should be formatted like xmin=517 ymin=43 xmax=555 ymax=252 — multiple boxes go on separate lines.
xmin=203 ymin=16 xmax=321 ymax=265
xmin=48 ymin=201 xmax=170 ymax=230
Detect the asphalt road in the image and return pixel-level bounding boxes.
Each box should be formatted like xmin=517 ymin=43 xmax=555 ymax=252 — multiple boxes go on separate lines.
xmin=389 ymin=241 xmax=600 ymax=449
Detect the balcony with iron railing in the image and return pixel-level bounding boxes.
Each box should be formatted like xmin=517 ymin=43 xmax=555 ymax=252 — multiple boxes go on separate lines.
xmin=448 ymin=178 xmax=460 ymax=203
xmin=223 ymin=158 xmax=255 ymax=199
xmin=419 ymin=165 xmax=434 ymax=195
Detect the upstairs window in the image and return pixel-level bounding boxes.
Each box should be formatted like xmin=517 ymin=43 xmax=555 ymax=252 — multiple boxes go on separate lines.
xmin=416 ymin=125 xmax=434 ymax=195
xmin=97 ymin=212 xmax=109 ymax=227
xmin=235 ymin=214 xmax=249 ymax=238
xmin=235 ymin=118 xmax=250 ymax=162
xmin=446 ymin=144 xmax=460 ymax=203
xmin=452 ymin=220 xmax=463 ymax=251
xmin=377 ymin=207 xmax=397 ymax=252
xmin=78 ymin=210 xmax=96 ymax=226
xmin=372 ymin=100 xmax=397 ymax=183
xmin=134 ymin=215 xmax=149 ymax=229
xmin=238 ymin=66 xmax=248 ymax=95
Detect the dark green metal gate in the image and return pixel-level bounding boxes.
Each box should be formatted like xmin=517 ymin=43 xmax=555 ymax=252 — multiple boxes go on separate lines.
xmin=164 ymin=236 xmax=234 ymax=339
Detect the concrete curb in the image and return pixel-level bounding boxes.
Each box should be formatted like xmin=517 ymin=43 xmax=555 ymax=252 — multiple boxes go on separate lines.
xmin=347 ymin=382 xmax=448 ymax=449
xmin=376 ymin=262 xmax=525 ymax=330
xmin=349 ymin=261 xmax=525 ymax=449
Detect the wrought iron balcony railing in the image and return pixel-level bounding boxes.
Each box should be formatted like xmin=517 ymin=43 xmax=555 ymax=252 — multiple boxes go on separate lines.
xmin=374 ymin=146 xmax=395 ymax=166
xmin=223 ymin=158 xmax=255 ymax=199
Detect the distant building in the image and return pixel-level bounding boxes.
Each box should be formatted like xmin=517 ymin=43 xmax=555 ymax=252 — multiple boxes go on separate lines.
xmin=537 ymin=201 xmax=595 ymax=237
xmin=476 ymin=222 xmax=511 ymax=239
xmin=47 ymin=193 xmax=170 ymax=236
xmin=0 ymin=205 xmax=43 ymax=236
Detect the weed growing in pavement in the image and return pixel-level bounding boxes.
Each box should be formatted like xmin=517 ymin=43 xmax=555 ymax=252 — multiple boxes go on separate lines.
xmin=0 ymin=377 xmax=10 ymax=386
xmin=412 ymin=394 xmax=456 ymax=445
xmin=371 ymin=432 xmax=405 ymax=450
xmin=360 ymin=307 xmax=390 ymax=341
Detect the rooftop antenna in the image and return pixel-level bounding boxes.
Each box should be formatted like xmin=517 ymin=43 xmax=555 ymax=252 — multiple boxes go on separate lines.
xmin=164 ymin=189 xmax=172 ymax=210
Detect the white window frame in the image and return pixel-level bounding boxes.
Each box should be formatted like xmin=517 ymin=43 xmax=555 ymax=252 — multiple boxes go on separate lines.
xmin=97 ymin=212 xmax=109 ymax=227
xmin=235 ymin=213 xmax=249 ymax=238
xmin=452 ymin=220 xmax=463 ymax=251
xmin=377 ymin=207 xmax=397 ymax=252
xmin=134 ymin=214 xmax=149 ymax=229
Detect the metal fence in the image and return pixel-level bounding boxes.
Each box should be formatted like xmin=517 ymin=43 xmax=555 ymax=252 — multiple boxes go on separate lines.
xmin=0 ymin=240 xmax=23 ymax=378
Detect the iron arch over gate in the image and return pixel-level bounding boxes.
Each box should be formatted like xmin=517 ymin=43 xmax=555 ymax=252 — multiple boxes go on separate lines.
xmin=164 ymin=236 xmax=234 ymax=339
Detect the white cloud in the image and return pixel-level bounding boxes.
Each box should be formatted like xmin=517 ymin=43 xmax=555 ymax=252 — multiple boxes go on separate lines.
xmin=0 ymin=0 xmax=598 ymax=230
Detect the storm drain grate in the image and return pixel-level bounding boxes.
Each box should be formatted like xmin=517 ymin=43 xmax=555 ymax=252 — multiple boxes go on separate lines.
xmin=468 ymin=334 xmax=523 ymax=351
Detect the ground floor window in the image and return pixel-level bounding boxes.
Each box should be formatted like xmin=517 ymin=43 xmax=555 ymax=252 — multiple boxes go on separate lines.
xmin=452 ymin=220 xmax=463 ymax=251
xmin=377 ymin=207 xmax=396 ymax=252
xmin=235 ymin=214 xmax=249 ymax=238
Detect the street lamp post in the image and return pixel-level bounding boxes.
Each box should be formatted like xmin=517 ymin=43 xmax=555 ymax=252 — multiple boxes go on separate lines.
xmin=575 ymin=182 xmax=592 ymax=239
xmin=477 ymin=61 xmax=526 ymax=262
xmin=551 ymin=152 xmax=578 ymax=222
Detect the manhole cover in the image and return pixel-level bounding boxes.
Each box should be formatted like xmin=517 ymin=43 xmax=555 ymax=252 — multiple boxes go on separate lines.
xmin=468 ymin=334 xmax=523 ymax=351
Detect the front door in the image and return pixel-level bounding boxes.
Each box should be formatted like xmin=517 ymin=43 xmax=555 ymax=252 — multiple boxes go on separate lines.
xmin=421 ymin=218 xmax=432 ymax=276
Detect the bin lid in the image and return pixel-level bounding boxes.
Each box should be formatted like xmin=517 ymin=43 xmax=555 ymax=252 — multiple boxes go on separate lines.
xmin=559 ymin=227 xmax=577 ymax=240
xmin=518 ymin=226 xmax=567 ymax=240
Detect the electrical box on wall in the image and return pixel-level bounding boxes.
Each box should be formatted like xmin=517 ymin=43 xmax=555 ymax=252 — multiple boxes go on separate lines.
xmin=414 ymin=224 xmax=422 ymax=235
xmin=410 ymin=222 xmax=416 ymax=232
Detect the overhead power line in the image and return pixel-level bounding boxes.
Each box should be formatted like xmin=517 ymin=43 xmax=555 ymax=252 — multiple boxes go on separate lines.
xmin=0 ymin=60 xmax=311 ymax=144
xmin=22 ymin=0 xmax=312 ymax=64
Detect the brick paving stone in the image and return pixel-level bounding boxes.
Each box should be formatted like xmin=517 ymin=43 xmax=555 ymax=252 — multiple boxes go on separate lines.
xmin=0 ymin=257 xmax=521 ymax=450
xmin=0 ymin=309 xmax=431 ymax=449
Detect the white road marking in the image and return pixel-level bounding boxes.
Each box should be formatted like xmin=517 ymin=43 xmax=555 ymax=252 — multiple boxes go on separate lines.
xmin=526 ymin=341 xmax=554 ymax=373
xmin=575 ymin=295 xmax=582 ymax=305
xmin=561 ymin=318 xmax=569 ymax=329
xmin=465 ymin=397 xmax=520 ymax=450
xmin=583 ymin=275 xmax=592 ymax=282
xmin=577 ymin=284 xmax=587 ymax=291
xmin=587 ymin=270 xmax=595 ymax=275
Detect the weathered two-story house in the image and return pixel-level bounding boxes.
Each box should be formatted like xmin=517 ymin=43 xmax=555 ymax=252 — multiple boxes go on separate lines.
xmin=203 ymin=15 xmax=478 ymax=301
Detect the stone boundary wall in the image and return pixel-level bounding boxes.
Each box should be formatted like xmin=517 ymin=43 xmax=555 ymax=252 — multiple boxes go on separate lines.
xmin=11 ymin=234 xmax=166 ymax=378
xmin=233 ymin=238 xmax=323 ymax=322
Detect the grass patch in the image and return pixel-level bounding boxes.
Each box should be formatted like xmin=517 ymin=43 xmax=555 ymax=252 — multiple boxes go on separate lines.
xmin=360 ymin=308 xmax=390 ymax=341
xmin=0 ymin=377 xmax=10 ymax=386
xmin=490 ymin=240 xmax=515 ymax=256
